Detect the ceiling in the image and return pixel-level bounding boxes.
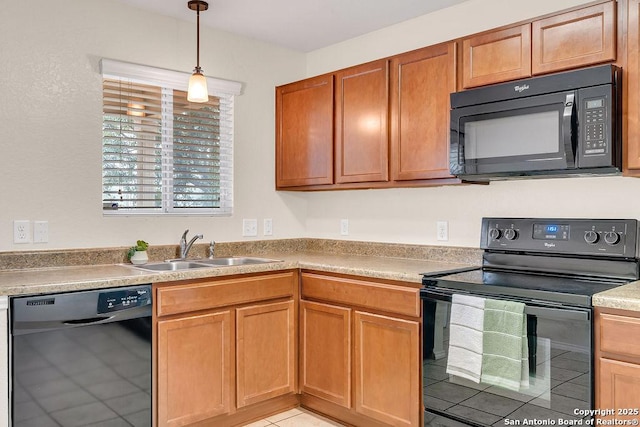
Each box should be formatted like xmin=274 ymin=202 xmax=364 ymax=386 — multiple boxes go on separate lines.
xmin=113 ymin=0 xmax=469 ymax=52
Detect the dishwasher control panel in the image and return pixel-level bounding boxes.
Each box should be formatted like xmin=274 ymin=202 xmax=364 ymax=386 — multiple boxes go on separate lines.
xmin=98 ymin=286 xmax=151 ymax=313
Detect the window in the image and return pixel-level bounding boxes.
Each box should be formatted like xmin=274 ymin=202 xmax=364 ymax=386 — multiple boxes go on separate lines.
xmin=100 ymin=59 xmax=241 ymax=215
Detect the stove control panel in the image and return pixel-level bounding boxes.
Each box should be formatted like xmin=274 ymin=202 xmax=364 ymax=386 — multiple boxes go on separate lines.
xmin=482 ymin=218 xmax=639 ymax=258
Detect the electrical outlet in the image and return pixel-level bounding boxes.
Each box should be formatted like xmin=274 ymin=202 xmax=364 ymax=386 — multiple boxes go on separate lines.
xmin=242 ymin=219 xmax=258 ymax=237
xmin=340 ymin=219 xmax=349 ymax=236
xmin=13 ymin=220 xmax=31 ymax=244
xmin=34 ymin=221 xmax=49 ymax=243
xmin=263 ymin=218 xmax=273 ymax=236
xmin=437 ymin=221 xmax=449 ymax=241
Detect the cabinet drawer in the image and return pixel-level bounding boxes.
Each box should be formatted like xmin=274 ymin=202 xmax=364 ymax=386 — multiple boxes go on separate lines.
xmin=301 ymin=273 xmax=419 ymax=318
xmin=156 ymin=271 xmax=296 ymax=317
xmin=599 ymin=313 xmax=640 ymax=358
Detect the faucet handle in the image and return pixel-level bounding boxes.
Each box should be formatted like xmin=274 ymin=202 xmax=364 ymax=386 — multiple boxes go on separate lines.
xmin=181 ymin=229 xmax=189 ymax=241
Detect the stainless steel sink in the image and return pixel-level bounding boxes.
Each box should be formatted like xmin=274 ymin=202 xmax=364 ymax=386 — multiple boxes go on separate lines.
xmin=196 ymin=257 xmax=281 ymax=266
xmin=130 ymin=257 xmax=281 ymax=272
xmin=133 ymin=261 xmax=212 ymax=271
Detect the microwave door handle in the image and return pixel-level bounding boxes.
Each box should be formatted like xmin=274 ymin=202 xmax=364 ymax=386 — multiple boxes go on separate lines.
xmin=563 ymin=93 xmax=576 ymax=167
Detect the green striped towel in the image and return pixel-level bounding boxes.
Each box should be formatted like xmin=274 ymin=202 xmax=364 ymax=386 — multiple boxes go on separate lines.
xmin=481 ymin=299 xmax=529 ymax=391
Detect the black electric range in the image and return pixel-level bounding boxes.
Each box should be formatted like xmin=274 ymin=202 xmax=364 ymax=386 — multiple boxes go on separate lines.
xmin=422 ymin=217 xmax=640 ymax=308
xmin=420 ymin=218 xmax=640 ymax=427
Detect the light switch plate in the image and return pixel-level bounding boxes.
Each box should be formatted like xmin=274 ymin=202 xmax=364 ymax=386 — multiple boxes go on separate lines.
xmin=34 ymin=221 xmax=49 ymax=243
xmin=437 ymin=221 xmax=449 ymax=241
xmin=340 ymin=219 xmax=349 ymax=236
xmin=263 ymin=218 xmax=273 ymax=236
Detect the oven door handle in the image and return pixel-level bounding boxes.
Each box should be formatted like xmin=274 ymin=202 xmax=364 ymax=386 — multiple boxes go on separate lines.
xmin=421 ymin=289 xmax=590 ymax=322
xmin=525 ymin=305 xmax=590 ymax=321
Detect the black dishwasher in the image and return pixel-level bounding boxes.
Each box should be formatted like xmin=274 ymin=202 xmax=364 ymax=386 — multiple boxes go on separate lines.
xmin=9 ymin=285 xmax=152 ymax=427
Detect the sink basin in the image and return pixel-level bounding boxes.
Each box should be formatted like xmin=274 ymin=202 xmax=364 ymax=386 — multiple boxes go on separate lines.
xmin=134 ymin=261 xmax=212 ymax=271
xmin=130 ymin=257 xmax=281 ymax=272
xmin=196 ymin=257 xmax=281 ymax=266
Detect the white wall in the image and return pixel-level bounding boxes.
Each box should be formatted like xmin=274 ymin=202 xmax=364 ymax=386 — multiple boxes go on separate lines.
xmin=300 ymin=0 xmax=640 ymax=247
xmin=3 ymin=0 xmax=640 ymax=253
xmin=0 ymin=0 xmax=308 ymax=251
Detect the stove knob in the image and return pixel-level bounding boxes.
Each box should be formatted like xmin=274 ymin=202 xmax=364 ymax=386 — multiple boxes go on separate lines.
xmin=604 ymin=231 xmax=620 ymax=246
xmin=504 ymin=229 xmax=518 ymax=241
xmin=584 ymin=230 xmax=599 ymax=244
xmin=488 ymin=228 xmax=501 ymax=240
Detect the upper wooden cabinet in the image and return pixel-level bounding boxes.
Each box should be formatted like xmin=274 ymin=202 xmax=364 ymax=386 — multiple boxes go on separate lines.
xmin=532 ymin=1 xmax=616 ymax=74
xmin=625 ymin=0 xmax=640 ymax=173
xmin=335 ymin=60 xmax=389 ymax=184
xmin=390 ymin=43 xmax=457 ymax=181
xmin=462 ymin=24 xmax=532 ymax=88
xmin=461 ymin=1 xmax=616 ymax=88
xmin=276 ymin=53 xmax=458 ymax=190
xmin=276 ymin=74 xmax=334 ymax=188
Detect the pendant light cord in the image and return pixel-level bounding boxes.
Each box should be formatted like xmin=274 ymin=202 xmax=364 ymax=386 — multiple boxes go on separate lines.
xmin=196 ymin=5 xmax=200 ymax=70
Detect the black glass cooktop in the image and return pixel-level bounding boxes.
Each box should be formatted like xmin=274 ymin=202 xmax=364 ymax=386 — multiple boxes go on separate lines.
xmin=422 ymin=268 xmax=630 ymax=307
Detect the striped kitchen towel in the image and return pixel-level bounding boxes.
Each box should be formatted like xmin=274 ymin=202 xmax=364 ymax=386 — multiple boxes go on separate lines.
xmin=481 ymin=298 xmax=529 ymax=391
xmin=446 ymin=294 xmax=485 ymax=383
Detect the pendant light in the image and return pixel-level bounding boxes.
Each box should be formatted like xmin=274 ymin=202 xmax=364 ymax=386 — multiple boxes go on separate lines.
xmin=187 ymin=0 xmax=209 ymax=103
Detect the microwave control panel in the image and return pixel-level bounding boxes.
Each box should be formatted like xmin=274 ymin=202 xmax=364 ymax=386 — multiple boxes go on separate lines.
xmin=583 ymin=97 xmax=607 ymax=155
xmin=577 ymin=84 xmax=616 ymax=168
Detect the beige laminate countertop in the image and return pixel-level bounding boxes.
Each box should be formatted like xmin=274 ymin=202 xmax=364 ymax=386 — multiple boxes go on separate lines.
xmin=0 ymin=251 xmax=478 ymax=296
xmin=592 ymin=280 xmax=640 ymax=311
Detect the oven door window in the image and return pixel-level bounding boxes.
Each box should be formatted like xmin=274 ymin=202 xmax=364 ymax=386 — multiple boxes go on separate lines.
xmin=423 ymin=298 xmax=591 ymax=426
xmin=453 ymin=91 xmax=576 ymax=175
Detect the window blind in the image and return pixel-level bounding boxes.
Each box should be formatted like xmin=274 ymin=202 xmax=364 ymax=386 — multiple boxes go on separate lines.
xmin=101 ymin=59 xmax=239 ymax=215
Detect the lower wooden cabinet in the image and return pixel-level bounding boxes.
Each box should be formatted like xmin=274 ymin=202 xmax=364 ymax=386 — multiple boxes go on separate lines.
xmin=300 ymin=300 xmax=351 ymax=408
xmin=154 ymin=270 xmax=422 ymax=427
xmin=595 ymin=308 xmax=640 ymax=421
xmin=598 ymin=358 xmax=640 ymax=420
xmin=236 ymin=300 xmax=296 ymax=408
xmin=154 ymin=271 xmax=298 ymax=427
xmin=300 ymin=273 xmax=421 ymax=427
xmin=157 ymin=311 xmax=232 ymax=427
xmin=354 ymin=311 xmax=420 ymax=427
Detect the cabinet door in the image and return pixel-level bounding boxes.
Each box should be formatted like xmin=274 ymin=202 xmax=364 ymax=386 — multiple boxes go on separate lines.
xmin=300 ymin=300 xmax=351 ymax=408
xmin=354 ymin=311 xmax=420 ymax=427
xmin=626 ymin=0 xmax=640 ymax=172
xmin=532 ymin=2 xmax=616 ymax=75
xmin=276 ymin=74 xmax=334 ymax=188
xmin=462 ymin=24 xmax=532 ymax=88
xmin=335 ymin=60 xmax=389 ymax=183
xmin=157 ymin=311 xmax=232 ymax=427
xmin=598 ymin=358 xmax=640 ymax=419
xmin=390 ymin=43 xmax=456 ymax=181
xmin=236 ymin=300 xmax=296 ymax=407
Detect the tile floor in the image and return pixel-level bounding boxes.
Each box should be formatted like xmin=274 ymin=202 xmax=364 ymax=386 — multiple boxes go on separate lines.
xmin=245 ymin=408 xmax=345 ymax=427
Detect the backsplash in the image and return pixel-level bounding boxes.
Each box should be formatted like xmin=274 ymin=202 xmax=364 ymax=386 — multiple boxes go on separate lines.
xmin=0 ymin=239 xmax=482 ymax=271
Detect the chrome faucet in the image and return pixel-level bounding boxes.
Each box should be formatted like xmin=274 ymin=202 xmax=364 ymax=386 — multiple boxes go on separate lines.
xmin=179 ymin=229 xmax=203 ymax=259
xmin=208 ymin=240 xmax=216 ymax=259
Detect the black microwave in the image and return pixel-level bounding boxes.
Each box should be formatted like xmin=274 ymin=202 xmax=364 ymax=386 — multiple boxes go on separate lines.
xmin=449 ymin=65 xmax=621 ymax=181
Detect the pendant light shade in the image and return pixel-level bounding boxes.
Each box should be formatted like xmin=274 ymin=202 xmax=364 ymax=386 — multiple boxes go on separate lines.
xmin=188 ymin=69 xmax=208 ymax=102
xmin=187 ymin=0 xmax=209 ymax=103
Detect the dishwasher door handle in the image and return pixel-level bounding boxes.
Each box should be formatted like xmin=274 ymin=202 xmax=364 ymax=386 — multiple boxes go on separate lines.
xmin=63 ymin=316 xmax=114 ymax=326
